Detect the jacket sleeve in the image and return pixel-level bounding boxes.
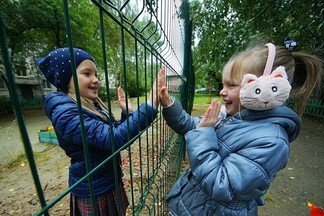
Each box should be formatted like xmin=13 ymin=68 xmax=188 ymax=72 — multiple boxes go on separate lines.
xmin=119 ymin=109 xmax=133 ymax=123
xmin=52 ymin=102 xmax=157 ymax=150
xmin=162 ymin=99 xmax=201 ymax=135
xmin=185 ymin=126 xmax=290 ymax=202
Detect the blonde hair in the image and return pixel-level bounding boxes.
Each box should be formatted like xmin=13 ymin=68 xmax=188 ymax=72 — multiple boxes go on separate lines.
xmin=68 ymin=93 xmax=113 ymax=121
xmin=222 ymin=44 xmax=323 ymax=116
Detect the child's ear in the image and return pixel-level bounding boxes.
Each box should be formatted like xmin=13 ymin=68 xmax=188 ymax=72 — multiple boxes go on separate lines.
xmin=241 ymin=74 xmax=258 ymax=86
xmin=272 ymin=66 xmax=288 ymax=79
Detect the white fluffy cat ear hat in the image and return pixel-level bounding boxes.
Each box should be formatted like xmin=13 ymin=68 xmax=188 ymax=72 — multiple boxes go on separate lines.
xmin=239 ymin=43 xmax=292 ymax=110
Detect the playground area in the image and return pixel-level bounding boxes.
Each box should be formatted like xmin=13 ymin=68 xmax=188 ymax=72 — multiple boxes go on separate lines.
xmin=1 ymin=0 xmax=323 ymax=215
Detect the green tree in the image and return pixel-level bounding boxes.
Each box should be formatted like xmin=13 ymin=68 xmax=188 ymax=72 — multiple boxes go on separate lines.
xmin=1 ymin=0 xmax=65 ymax=74
xmin=0 ymin=0 xmax=163 ymax=98
xmin=190 ymin=0 xmax=324 ymax=87
xmin=0 ymin=0 xmax=118 ymax=75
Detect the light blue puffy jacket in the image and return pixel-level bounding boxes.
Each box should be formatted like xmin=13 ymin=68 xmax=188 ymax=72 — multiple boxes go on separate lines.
xmin=163 ymin=100 xmax=301 ymax=216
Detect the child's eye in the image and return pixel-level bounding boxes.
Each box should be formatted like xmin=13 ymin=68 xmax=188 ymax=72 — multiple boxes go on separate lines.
xmin=222 ymin=80 xmax=239 ymax=89
xmin=228 ymin=83 xmax=239 ymax=88
xmin=83 ymin=71 xmax=91 ymax=76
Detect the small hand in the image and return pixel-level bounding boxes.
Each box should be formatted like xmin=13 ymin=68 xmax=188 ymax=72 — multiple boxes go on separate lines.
xmin=149 ymin=66 xmax=165 ymax=108
xmin=118 ymin=86 xmax=133 ymax=113
xmin=197 ymin=100 xmax=221 ymax=128
xmin=158 ymin=67 xmax=172 ymax=107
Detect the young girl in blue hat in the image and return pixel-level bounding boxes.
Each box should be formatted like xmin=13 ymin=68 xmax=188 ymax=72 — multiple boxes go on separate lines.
xmin=37 ymin=47 xmax=161 ymax=215
xmin=159 ymin=42 xmax=323 ymax=215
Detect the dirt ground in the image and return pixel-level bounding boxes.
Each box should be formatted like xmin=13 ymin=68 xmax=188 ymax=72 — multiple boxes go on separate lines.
xmin=258 ymin=116 xmax=324 ymax=216
xmin=0 ymin=108 xmax=323 ymax=215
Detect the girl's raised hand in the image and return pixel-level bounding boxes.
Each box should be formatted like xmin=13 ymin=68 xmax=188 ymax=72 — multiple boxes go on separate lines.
xmin=197 ymin=100 xmax=221 ymax=128
xmin=118 ymin=86 xmax=134 ymax=113
xmin=159 ymin=67 xmax=172 ymax=107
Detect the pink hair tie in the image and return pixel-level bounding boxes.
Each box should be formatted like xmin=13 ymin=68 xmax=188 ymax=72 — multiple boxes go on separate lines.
xmin=263 ymin=43 xmax=276 ymax=76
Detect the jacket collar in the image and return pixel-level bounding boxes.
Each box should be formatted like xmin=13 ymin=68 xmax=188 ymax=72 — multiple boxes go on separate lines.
xmin=230 ymin=105 xmax=301 ymax=142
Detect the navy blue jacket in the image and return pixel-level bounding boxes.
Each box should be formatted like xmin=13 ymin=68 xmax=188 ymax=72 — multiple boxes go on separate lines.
xmin=163 ymin=100 xmax=301 ymax=215
xmin=44 ymin=92 xmax=157 ymax=196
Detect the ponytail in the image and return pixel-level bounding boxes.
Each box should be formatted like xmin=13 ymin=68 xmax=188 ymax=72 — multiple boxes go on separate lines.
xmin=289 ymin=52 xmax=323 ymax=116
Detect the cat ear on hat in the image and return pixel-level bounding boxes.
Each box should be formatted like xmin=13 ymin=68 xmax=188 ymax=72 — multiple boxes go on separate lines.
xmin=271 ymin=66 xmax=289 ymax=79
xmin=241 ymin=74 xmax=258 ymax=86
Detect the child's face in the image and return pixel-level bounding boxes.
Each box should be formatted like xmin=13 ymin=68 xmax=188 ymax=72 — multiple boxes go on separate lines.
xmin=219 ymin=71 xmax=241 ymax=115
xmin=68 ymin=60 xmax=99 ymax=101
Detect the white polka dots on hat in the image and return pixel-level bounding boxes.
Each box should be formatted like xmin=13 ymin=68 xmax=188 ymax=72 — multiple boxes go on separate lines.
xmin=36 ymin=47 xmax=94 ymax=93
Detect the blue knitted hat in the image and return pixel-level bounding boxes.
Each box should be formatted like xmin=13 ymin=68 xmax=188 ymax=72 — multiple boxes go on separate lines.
xmin=36 ymin=47 xmax=93 ymax=93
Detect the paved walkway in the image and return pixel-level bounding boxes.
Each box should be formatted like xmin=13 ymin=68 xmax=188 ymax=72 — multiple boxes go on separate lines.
xmin=259 ymin=116 xmax=324 ymax=215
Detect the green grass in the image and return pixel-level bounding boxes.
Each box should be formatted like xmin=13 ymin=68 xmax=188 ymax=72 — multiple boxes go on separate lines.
xmin=193 ymin=93 xmax=222 ymax=105
xmin=3 ymin=154 xmax=28 ymax=169
xmin=1 ymin=152 xmax=50 ymax=170
xmin=126 ymin=94 xmax=221 ymax=110
xmin=129 ymin=96 xmax=146 ymax=104
xmin=190 ymin=94 xmax=222 ymax=116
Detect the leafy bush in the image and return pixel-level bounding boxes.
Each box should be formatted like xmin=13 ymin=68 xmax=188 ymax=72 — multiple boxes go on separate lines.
xmin=126 ymin=78 xmax=146 ymax=98
xmin=0 ymin=96 xmax=13 ymax=115
xmin=99 ymin=86 xmax=117 ymax=101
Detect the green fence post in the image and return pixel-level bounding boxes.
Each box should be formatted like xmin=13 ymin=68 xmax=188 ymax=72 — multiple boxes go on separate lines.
xmin=0 ymin=11 xmax=49 ymax=216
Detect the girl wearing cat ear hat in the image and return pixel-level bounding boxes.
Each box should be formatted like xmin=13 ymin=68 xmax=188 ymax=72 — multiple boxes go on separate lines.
xmin=158 ymin=41 xmax=323 ymax=215
xmin=37 ymin=47 xmax=161 ymax=215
